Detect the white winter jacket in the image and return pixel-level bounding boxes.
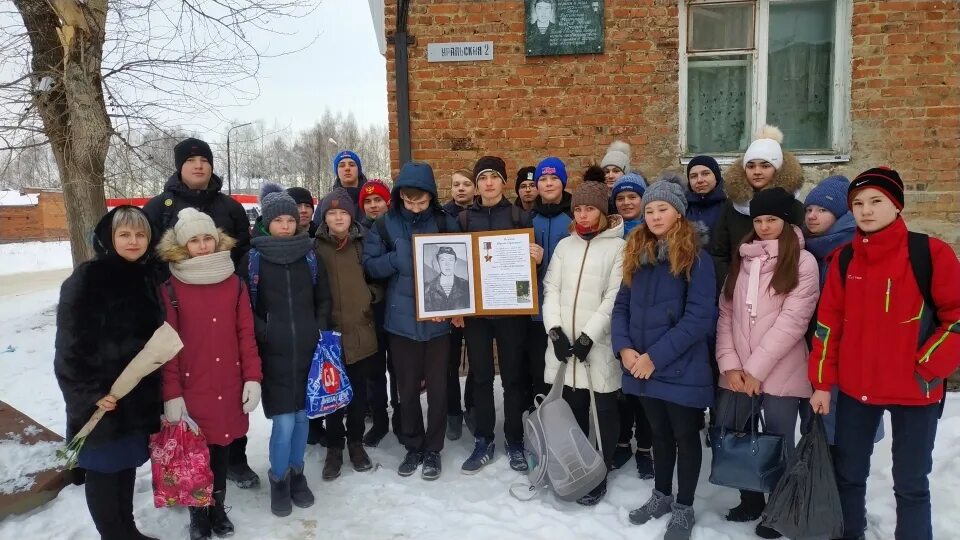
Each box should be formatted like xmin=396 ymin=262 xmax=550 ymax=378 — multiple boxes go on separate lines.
xmin=542 ymin=216 xmax=625 ymax=393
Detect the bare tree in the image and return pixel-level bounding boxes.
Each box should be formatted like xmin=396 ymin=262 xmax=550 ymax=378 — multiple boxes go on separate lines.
xmin=3 ymin=0 xmax=315 ymax=264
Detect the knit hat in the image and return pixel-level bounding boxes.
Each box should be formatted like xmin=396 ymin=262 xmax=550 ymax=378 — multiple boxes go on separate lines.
xmin=360 ymin=178 xmax=391 ymax=209
xmin=333 ymin=150 xmax=363 ymax=178
xmin=174 ymin=207 xmax=218 ymax=246
xmin=260 ymin=183 xmax=298 ymax=224
xmin=848 ymin=167 xmax=905 ymax=210
xmin=611 ymin=173 xmax=647 ymax=199
xmin=750 ymin=187 xmax=798 ymax=222
xmin=535 ymin=157 xmax=568 ymax=187
xmin=473 ymin=156 xmax=508 ymax=183
xmin=642 ymin=176 xmax=688 ymax=216
xmin=583 ymin=164 xmax=606 ymax=184
xmin=804 ymin=176 xmax=849 ymax=218
xmin=174 ymin=138 xmax=214 ymax=172
xmin=743 ymin=125 xmax=784 ymax=171
xmin=600 ymin=140 xmax=631 ymax=173
xmin=571 ymin=181 xmax=611 ymax=217
xmin=286 ymin=186 xmax=315 ymax=209
xmin=686 ymin=155 xmax=723 ymax=189
xmin=515 ymin=166 xmax=536 ymax=193
xmin=320 ymin=187 xmax=356 ymax=219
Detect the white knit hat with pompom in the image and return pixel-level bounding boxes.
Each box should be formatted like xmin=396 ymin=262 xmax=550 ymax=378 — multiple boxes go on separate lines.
xmin=743 ymin=125 xmax=784 ymax=171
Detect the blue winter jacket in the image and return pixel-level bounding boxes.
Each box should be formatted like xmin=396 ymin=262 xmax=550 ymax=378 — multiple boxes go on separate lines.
xmin=531 ymin=192 xmax=573 ymax=321
xmin=612 ymin=248 xmax=718 ymax=409
xmin=623 ymin=218 xmax=643 ymax=236
xmin=803 ymin=212 xmax=856 ymax=288
xmin=685 ymin=181 xmax=727 ymax=238
xmin=362 ymin=176 xmax=459 ymax=342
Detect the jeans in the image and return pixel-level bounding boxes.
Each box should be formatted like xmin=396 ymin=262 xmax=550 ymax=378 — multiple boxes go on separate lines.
xmin=834 ymin=391 xmax=939 ymax=540
xmin=269 ymin=409 xmax=309 ymax=477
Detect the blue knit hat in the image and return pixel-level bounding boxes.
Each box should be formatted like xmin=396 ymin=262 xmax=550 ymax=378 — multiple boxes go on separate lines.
xmin=804 ymin=175 xmax=849 ymax=218
xmin=611 ymin=173 xmax=647 ymax=199
xmin=535 ymin=157 xmax=567 ymax=187
xmin=333 ymin=150 xmax=363 ymax=178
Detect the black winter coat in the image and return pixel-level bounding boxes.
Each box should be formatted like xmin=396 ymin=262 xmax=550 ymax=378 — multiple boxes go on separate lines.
xmin=457 ymin=195 xmax=533 ymax=233
xmin=54 ymin=208 xmax=165 ymax=445
xmin=143 ymin=172 xmax=251 ymax=263
xmin=237 ymin=230 xmax=332 ymax=418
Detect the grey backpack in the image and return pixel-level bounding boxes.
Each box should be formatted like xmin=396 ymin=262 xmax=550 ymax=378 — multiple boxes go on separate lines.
xmin=510 ymin=360 xmax=606 ymax=501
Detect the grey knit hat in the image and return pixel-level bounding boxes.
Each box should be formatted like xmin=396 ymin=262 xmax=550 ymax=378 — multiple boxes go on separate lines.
xmin=642 ymin=176 xmax=688 ymax=216
xmin=260 ymin=182 xmax=298 ymax=224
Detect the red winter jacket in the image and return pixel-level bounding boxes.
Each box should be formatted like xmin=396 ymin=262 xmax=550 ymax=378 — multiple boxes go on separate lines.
xmin=162 ymin=275 xmax=263 ymax=445
xmin=808 ymin=218 xmax=960 ymax=406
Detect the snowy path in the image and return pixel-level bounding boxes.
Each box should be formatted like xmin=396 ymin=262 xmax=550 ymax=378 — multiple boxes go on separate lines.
xmin=0 ymin=273 xmax=958 ymax=539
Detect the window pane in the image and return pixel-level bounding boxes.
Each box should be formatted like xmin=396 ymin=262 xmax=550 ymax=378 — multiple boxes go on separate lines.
xmin=767 ymin=0 xmax=834 ymax=150
xmin=689 ymin=3 xmax=755 ymax=51
xmin=687 ymin=56 xmax=752 ymax=154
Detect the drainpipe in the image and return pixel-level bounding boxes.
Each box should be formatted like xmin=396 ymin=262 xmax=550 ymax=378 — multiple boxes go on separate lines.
xmin=389 ymin=0 xmax=413 ymax=166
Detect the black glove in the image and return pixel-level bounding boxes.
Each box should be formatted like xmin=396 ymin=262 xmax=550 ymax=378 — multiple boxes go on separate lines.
xmin=548 ymin=327 xmax=571 ymax=363
xmin=571 ymin=333 xmax=593 ymax=363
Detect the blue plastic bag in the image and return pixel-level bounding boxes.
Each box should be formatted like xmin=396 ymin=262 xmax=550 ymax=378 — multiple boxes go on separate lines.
xmin=305 ymin=331 xmax=352 ymax=418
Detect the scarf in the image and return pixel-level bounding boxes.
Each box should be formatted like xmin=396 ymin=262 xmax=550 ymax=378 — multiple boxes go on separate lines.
xmin=250 ymin=232 xmax=313 ymax=265
xmin=575 ymin=222 xmax=600 ymax=240
xmin=169 ymin=250 xmax=235 ymax=285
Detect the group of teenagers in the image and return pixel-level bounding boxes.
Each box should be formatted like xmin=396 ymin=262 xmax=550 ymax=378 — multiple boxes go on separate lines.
xmin=53 ymin=126 xmax=959 ymax=540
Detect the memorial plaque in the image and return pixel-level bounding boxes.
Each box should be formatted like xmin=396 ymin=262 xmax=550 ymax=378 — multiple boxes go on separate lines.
xmin=525 ymin=0 xmax=604 ymax=57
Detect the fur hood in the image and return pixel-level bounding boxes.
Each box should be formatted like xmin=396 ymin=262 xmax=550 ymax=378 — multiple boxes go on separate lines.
xmin=639 ymin=220 xmax=711 ymax=266
xmin=723 ymin=152 xmax=804 ymax=205
xmin=156 ymin=227 xmax=236 ymax=263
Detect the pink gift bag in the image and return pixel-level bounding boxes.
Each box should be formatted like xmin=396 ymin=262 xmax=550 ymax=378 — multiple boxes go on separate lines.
xmin=149 ymin=417 xmax=213 ymax=508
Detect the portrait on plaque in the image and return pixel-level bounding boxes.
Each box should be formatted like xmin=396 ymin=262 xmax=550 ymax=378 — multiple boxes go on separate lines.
xmin=525 ymin=0 xmax=604 ymax=57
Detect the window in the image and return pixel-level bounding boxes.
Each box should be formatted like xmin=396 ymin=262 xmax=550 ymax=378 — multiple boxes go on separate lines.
xmin=679 ymin=0 xmax=851 ymax=159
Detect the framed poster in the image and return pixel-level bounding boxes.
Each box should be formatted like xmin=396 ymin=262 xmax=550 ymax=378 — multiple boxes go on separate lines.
xmin=525 ymin=0 xmax=604 ymax=57
xmin=413 ymin=229 xmax=539 ymax=320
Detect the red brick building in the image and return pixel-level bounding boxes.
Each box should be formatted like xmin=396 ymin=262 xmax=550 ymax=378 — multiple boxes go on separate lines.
xmin=380 ymin=0 xmax=959 ymax=247
xmin=0 ymin=189 xmax=68 ymax=242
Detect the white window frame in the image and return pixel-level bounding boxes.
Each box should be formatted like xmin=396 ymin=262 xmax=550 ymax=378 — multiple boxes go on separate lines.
xmin=678 ymin=0 xmax=853 ymax=165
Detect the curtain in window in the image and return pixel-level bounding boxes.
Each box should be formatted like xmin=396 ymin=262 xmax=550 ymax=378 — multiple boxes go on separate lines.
xmin=687 ymin=57 xmax=750 ymax=154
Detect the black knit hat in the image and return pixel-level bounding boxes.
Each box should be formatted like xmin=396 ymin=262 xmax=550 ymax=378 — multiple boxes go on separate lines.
xmin=515 ymin=166 xmax=536 ymax=191
xmin=473 ymin=156 xmax=507 ymax=184
xmin=750 ymin=187 xmax=797 ymax=222
xmin=286 ymin=186 xmax=314 ymax=209
xmin=849 ymin=167 xmax=905 ymax=210
xmin=174 ymin=137 xmax=214 ymax=172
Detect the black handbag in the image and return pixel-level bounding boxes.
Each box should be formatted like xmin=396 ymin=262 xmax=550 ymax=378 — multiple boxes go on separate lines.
xmin=708 ymin=396 xmax=787 ymax=494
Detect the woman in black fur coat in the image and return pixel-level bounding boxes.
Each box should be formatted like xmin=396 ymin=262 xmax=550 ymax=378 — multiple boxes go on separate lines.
xmin=54 ymin=206 xmax=165 ymax=540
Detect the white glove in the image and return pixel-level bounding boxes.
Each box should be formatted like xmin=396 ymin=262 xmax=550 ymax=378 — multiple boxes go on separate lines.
xmin=164 ymin=397 xmax=188 ymax=423
xmin=242 ymin=381 xmax=261 ymax=413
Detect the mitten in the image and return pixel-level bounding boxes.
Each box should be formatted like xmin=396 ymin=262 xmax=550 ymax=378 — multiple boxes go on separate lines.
xmin=571 ymin=333 xmax=594 ymax=363
xmin=241 ymin=381 xmax=261 ymax=413
xmin=164 ymin=397 xmax=188 ymax=423
xmin=549 ymin=327 xmax=572 ymax=363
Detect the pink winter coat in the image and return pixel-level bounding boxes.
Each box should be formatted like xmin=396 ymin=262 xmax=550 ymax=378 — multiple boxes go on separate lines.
xmin=717 ymin=226 xmax=819 ymax=398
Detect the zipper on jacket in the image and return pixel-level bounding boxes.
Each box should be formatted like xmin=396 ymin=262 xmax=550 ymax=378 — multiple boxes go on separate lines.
xmin=286 ymin=264 xmax=298 ymax=402
xmin=885 ymin=278 xmax=891 ymax=313
xmin=569 ymin=240 xmax=592 ymax=388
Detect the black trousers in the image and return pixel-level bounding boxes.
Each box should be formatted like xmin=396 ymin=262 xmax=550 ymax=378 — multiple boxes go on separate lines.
xmin=227 ymin=435 xmax=249 ymax=468
xmin=390 ymin=333 xmax=449 ymax=452
xmin=464 ymin=316 xmax=527 ymax=443
xmin=641 ymin=396 xmax=703 ymax=506
xmin=208 ymin=443 xmax=230 ymax=492
xmin=367 ymin=330 xmax=399 ymax=426
xmin=522 ymin=318 xmax=549 ymax=407
xmin=561 ymin=385 xmax=619 ymax=467
xmin=327 ymin=356 xmax=371 ymax=447
xmin=618 ymin=394 xmax=653 ymax=449
xmin=85 ymin=468 xmax=137 ymax=540
xmin=447 ymin=326 xmax=466 ymax=416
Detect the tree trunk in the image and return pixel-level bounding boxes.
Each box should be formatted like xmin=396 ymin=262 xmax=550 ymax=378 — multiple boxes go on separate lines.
xmin=14 ymin=0 xmax=111 ymax=266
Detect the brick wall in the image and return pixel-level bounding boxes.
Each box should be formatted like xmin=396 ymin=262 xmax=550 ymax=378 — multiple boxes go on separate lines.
xmin=386 ymin=1 xmax=959 ymax=247
xmin=0 ymin=192 xmax=68 ymax=242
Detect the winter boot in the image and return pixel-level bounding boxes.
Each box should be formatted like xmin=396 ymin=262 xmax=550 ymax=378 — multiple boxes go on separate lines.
xmin=363 ymin=419 xmax=389 ymax=447
xmin=446 ymin=414 xmax=463 ymax=441
xmin=635 ymin=448 xmax=654 ymax=480
xmin=575 ymin=477 xmax=607 ymax=506
xmin=226 ymin=463 xmax=260 ymax=490
xmin=628 ymin=489 xmax=673 ymax=525
xmin=725 ymin=490 xmax=766 ymax=522
xmin=664 ymin=502 xmax=696 ymax=540
xmin=505 ymin=440 xmax=528 ymax=472
xmin=268 ymin=470 xmax=292 ymax=517
xmin=322 ymin=447 xmax=344 ymax=481
xmin=188 ymin=507 xmax=212 ymax=540
xmin=461 ymin=437 xmax=495 ymax=474
xmin=421 ymin=451 xmax=442 ymax=481
xmin=347 ymin=441 xmax=373 ymax=472
xmin=289 ymin=467 xmax=315 ymax=508
xmin=397 ymin=449 xmax=423 ymax=477
xmin=755 ymin=523 xmax=783 ymax=539
xmin=611 ymin=444 xmax=633 ymax=469
xmin=209 ymin=490 xmax=234 ymax=537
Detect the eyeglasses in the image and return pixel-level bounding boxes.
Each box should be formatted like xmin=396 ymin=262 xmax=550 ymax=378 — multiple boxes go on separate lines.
xmin=519 ymin=183 xmax=537 ymax=190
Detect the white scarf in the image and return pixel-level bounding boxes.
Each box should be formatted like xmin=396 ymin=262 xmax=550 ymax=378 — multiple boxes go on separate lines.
xmin=169 ymin=251 xmax=235 ymax=285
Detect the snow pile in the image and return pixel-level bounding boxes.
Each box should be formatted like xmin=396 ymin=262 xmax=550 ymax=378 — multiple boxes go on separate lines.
xmin=0 ymin=434 xmax=62 ymax=494
xmin=0 ymin=241 xmax=72 ymax=276
xmin=0 ymin=191 xmax=39 ymax=207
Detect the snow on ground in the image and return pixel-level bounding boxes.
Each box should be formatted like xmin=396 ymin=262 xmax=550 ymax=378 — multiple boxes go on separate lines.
xmin=0 ymin=241 xmax=72 ymax=276
xmin=0 ymin=437 xmax=62 ymax=495
xmin=0 ymin=271 xmax=959 ymax=539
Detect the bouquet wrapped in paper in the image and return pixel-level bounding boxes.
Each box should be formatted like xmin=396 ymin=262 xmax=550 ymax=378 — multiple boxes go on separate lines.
xmin=58 ymin=322 xmax=184 ymax=468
